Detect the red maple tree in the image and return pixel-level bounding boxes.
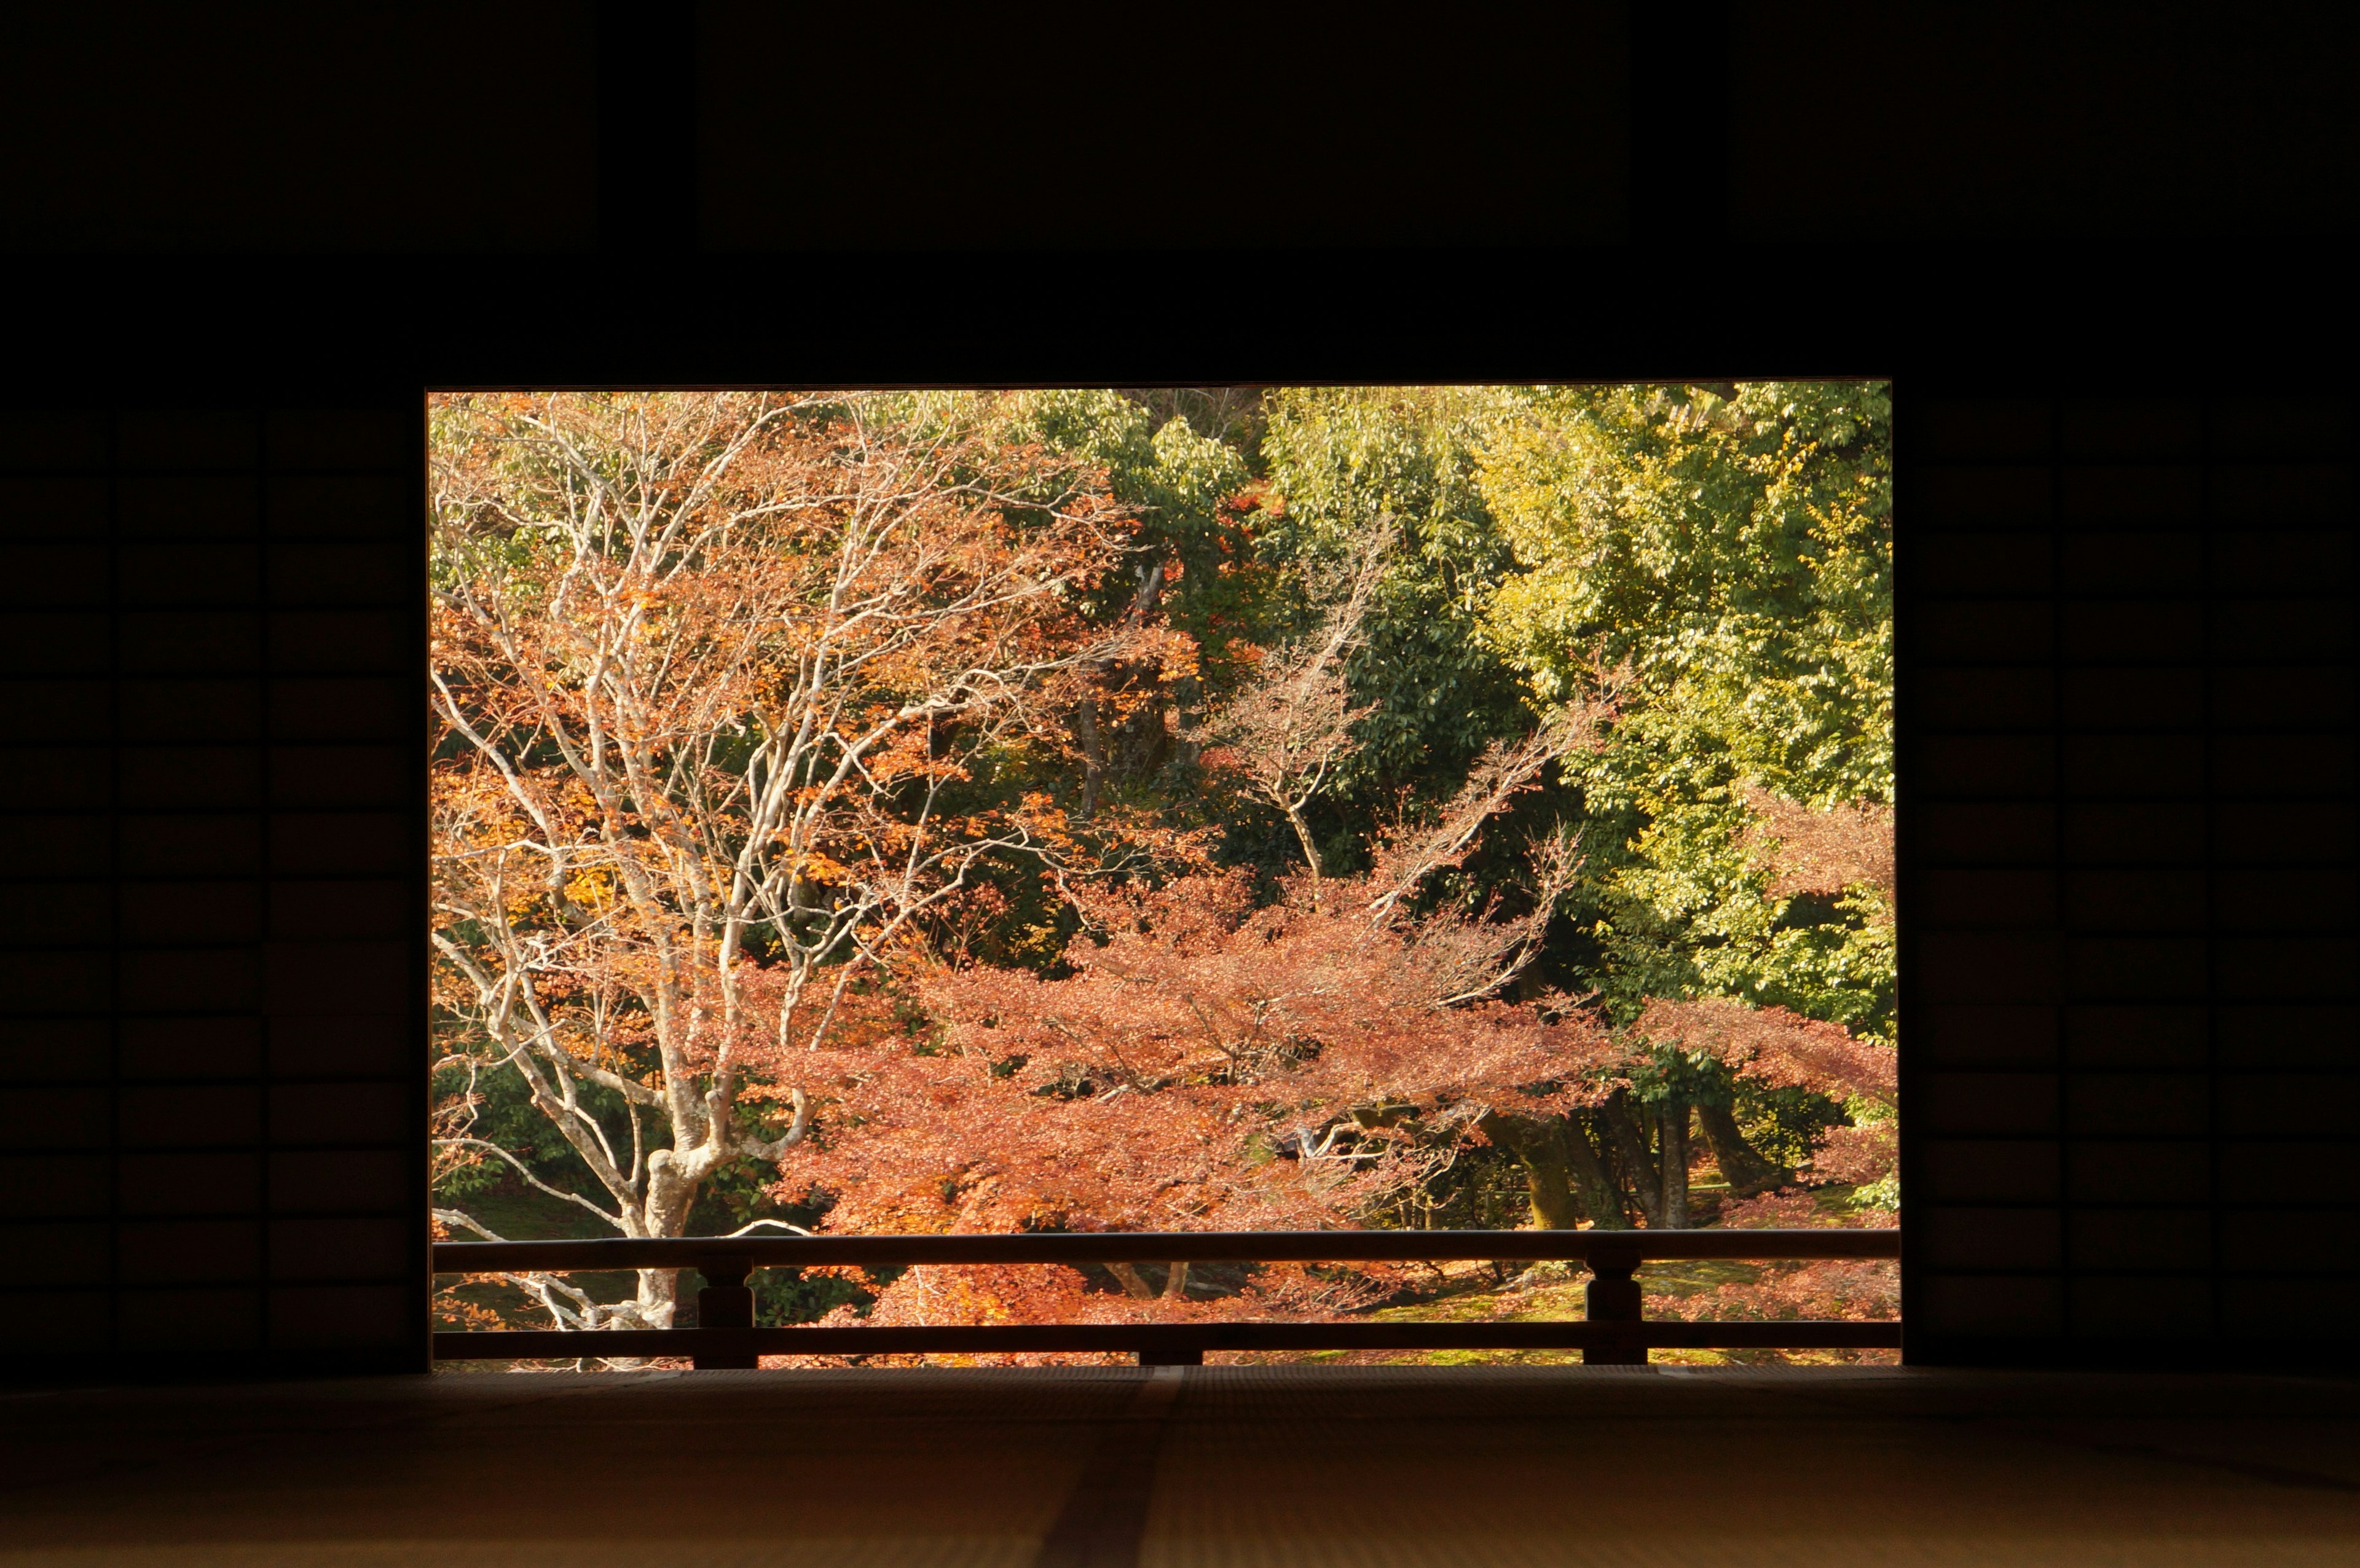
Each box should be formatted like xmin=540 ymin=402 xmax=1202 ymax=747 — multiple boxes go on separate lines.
xmin=780 ymin=857 xmax=1616 ymax=1315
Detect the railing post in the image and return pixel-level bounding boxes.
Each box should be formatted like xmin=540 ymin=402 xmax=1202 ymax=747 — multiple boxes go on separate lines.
xmin=694 ymin=1254 xmax=757 ymax=1370
xmin=1583 ymin=1241 xmax=1645 ymax=1365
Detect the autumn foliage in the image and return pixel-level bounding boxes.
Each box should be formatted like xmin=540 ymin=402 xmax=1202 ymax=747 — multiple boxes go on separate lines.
xmin=795 ymin=869 xmax=1612 ymax=1228
xmin=428 ymin=386 xmax=1899 ymax=1359
xmin=430 ymin=392 xmax=1183 ymax=1327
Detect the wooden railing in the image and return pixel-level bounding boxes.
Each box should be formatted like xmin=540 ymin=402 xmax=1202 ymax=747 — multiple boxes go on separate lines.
xmin=433 ymin=1229 xmax=1900 ymax=1368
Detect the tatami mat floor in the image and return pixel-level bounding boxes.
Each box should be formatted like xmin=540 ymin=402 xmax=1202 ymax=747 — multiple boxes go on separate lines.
xmin=2 ymin=1366 xmax=2355 ymax=1566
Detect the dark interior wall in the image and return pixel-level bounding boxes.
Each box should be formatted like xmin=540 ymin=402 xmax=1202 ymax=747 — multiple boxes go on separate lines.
xmin=1731 ymin=4 xmax=2358 ymax=239
xmin=694 ymin=3 xmax=1632 ymax=250
xmin=1900 ymin=390 xmax=2358 ymax=1363
xmin=0 ymin=4 xmax=596 ymax=251
xmin=0 ymin=403 xmax=428 ymax=1376
xmin=0 ymin=2 xmax=2352 ymax=1376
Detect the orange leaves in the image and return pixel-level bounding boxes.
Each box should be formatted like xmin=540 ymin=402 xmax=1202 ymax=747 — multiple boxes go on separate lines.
xmin=1645 ymin=1257 xmax=1900 ymax=1340
xmin=784 ymin=852 xmax=852 ymax=887
xmin=1011 ymin=791 xmax=1078 ymax=855
xmin=1634 ymin=995 xmax=1895 ymax=1110
xmin=1634 ymin=995 xmax=1897 ymax=1205
xmin=1737 ymin=783 xmax=1895 ymax=904
xmin=781 ymin=869 xmax=1616 ymax=1245
xmin=1653 ymin=1185 xmax=1899 ymax=1351
xmin=1132 ymin=622 xmax=1201 ymax=689
xmin=1807 ymin=1122 xmax=1898 ymax=1186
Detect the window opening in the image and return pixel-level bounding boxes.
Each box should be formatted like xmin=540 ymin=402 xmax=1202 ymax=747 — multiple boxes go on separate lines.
xmin=426 ymin=385 xmax=1895 ymax=1366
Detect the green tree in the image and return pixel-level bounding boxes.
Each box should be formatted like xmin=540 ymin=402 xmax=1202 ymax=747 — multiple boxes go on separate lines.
xmin=1257 ymin=386 xmax=1536 ymax=812
xmin=1477 ymin=381 xmax=1892 ymax=806
xmin=1476 ymin=382 xmax=1895 ymax=1221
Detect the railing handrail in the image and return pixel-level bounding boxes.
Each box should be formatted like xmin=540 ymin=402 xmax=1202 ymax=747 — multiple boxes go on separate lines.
xmin=433 ymin=1320 xmax=1902 ymax=1362
xmin=433 ymin=1226 xmax=1898 ymax=1274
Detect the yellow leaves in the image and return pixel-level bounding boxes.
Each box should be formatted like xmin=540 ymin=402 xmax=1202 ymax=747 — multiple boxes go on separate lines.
xmin=563 ymin=870 xmax=619 ymax=914
xmin=788 ymin=852 xmax=852 ymax=887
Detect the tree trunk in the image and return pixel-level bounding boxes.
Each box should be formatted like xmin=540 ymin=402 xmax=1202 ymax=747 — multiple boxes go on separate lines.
xmin=1282 ymin=801 xmax=1326 ymax=902
xmin=632 ymin=1157 xmax=705 ymax=1327
xmin=634 ymin=1266 xmax=682 ymax=1328
xmin=1485 ymin=1114 xmax=1581 ymax=1229
xmin=1595 ymin=1091 xmax=1663 ymax=1228
xmin=1696 ymin=1099 xmax=1791 ymax=1198
xmin=1561 ymin=1116 xmax=1632 ymax=1229
xmin=1490 ymin=1113 xmax=1630 ymax=1230
xmin=1162 ymin=1261 xmax=1190 ymax=1299
xmin=1107 ymin=1262 xmax=1156 ymax=1300
xmin=1076 ymin=697 xmax=1104 ymax=820
xmin=1657 ymin=1097 xmax=1690 ymax=1229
